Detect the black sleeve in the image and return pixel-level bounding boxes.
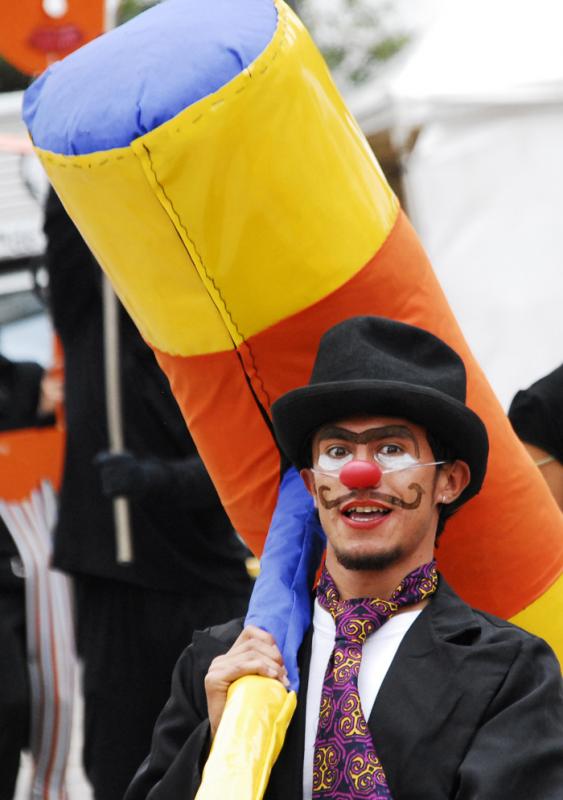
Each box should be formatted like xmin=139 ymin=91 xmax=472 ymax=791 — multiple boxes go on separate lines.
xmin=94 ymin=452 xmax=221 ymax=509
xmin=456 ymin=635 xmax=563 ymax=799
xmin=138 ymin=456 xmax=221 ymax=509
xmin=124 ymin=621 xmax=244 ymax=800
xmin=43 ymin=188 xmax=102 ymax=338
xmin=124 ymin=647 xmax=211 ymax=800
xmin=0 ymin=355 xmax=44 ymax=431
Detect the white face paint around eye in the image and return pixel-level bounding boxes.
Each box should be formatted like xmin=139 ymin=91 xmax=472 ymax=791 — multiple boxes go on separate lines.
xmin=317 ymin=449 xmax=420 ymax=473
xmin=315 ymin=449 xmax=446 ymax=478
xmin=312 ymin=422 xmax=448 ymax=480
xmin=317 ymin=450 xmax=353 ymax=472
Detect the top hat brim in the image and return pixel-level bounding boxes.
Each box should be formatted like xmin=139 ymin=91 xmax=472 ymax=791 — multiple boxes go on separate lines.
xmin=272 ymin=379 xmax=488 ymax=511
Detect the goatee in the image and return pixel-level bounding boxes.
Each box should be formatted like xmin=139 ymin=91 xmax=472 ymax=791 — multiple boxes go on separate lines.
xmin=334 ymin=545 xmax=403 ymax=572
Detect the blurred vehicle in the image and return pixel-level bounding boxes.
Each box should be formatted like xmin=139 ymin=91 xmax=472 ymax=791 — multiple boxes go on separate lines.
xmin=0 ymin=89 xmax=52 ymax=367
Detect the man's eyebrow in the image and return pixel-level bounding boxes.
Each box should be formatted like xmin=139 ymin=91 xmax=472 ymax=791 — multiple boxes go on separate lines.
xmin=316 ymin=425 xmax=419 ymax=454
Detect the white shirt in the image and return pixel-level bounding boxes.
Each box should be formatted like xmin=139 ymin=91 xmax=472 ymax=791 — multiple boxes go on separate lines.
xmin=302 ymin=598 xmax=422 ymax=799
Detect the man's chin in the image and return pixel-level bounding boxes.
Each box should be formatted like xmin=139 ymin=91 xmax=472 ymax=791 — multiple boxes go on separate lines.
xmin=333 ymin=545 xmax=403 ymax=572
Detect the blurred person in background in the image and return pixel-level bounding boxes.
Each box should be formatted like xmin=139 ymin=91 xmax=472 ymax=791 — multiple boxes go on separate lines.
xmin=44 ymin=189 xmax=254 ymax=800
xmin=509 ymin=364 xmax=563 ymax=511
xmin=0 ymin=354 xmax=61 ymax=431
xmin=0 ymin=354 xmax=62 ymax=799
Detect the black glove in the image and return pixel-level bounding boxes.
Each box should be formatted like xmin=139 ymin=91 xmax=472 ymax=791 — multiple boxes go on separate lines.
xmin=93 ymin=450 xmax=220 ymax=508
xmin=93 ymin=451 xmax=152 ymax=499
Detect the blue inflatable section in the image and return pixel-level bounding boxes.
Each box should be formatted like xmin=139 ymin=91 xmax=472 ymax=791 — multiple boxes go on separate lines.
xmin=245 ymin=468 xmax=326 ymax=691
xmin=23 ymin=0 xmax=277 ymax=155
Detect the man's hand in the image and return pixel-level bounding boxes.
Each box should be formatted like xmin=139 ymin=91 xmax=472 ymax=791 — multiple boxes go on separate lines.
xmin=204 ymin=625 xmax=289 ymax=739
xmin=37 ymin=373 xmax=63 ymax=417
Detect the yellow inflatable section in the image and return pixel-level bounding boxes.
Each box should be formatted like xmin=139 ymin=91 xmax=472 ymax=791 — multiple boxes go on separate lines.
xmin=36 ymin=2 xmax=397 ymax=357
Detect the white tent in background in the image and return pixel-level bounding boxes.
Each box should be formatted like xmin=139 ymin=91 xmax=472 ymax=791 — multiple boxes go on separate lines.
xmin=350 ymin=0 xmax=563 ymax=409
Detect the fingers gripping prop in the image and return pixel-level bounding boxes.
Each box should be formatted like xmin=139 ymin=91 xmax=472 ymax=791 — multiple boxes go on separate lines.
xmin=23 ymin=0 xmax=563 ymax=796
xmin=197 ymin=675 xmax=296 ymax=800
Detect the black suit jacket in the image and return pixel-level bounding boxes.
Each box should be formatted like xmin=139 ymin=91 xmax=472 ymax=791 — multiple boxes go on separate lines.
xmin=126 ymin=579 xmax=563 ymax=799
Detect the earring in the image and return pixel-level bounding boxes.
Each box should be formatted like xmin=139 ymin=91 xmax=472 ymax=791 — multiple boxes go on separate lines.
xmin=441 ymin=495 xmax=447 ymax=504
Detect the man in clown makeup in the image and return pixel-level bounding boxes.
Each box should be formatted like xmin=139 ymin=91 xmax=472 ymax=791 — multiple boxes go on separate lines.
xmin=126 ymin=316 xmax=563 ymax=800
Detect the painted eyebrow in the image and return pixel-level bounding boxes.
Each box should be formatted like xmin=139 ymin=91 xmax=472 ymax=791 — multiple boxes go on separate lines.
xmin=315 ymin=425 xmax=420 ymax=456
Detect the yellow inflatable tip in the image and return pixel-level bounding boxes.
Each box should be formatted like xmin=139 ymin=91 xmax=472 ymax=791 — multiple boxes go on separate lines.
xmin=196 ymin=675 xmax=297 ymax=800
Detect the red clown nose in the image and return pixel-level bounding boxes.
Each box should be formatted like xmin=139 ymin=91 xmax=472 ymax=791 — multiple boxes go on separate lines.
xmin=339 ymin=460 xmax=383 ymax=489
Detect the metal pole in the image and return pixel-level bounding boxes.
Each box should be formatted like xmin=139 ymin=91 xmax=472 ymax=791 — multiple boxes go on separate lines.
xmin=102 ymin=274 xmax=133 ymax=563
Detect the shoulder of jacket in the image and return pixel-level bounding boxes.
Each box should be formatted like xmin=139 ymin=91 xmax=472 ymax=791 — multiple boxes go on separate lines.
xmin=431 ymin=579 xmax=554 ymax=658
xmin=471 ymin=607 xmax=557 ymax=656
xmin=172 ymin=617 xmax=245 ymax=705
xmin=191 ymin=617 xmax=245 ymax=651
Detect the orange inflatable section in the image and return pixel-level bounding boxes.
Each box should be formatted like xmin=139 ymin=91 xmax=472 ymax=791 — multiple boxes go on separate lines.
xmin=155 ymin=346 xmax=280 ymax=558
xmin=157 ymin=211 xmax=563 ymax=619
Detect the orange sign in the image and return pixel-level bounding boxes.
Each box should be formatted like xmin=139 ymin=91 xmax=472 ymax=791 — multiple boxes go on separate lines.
xmin=0 ymin=426 xmax=65 ymax=502
xmin=0 ymin=0 xmax=104 ymax=75
xmin=0 ymin=338 xmax=65 ymax=502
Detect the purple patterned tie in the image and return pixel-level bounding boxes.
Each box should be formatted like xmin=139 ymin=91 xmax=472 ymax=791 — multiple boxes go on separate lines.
xmin=312 ymin=561 xmax=438 ymax=798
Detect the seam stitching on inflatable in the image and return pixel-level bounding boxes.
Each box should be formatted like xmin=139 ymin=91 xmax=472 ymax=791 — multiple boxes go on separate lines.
xmin=166 ymin=0 xmax=286 ymax=140
xmin=239 ymin=342 xmax=272 ymax=409
xmin=140 ymin=143 xmax=272 ymax=409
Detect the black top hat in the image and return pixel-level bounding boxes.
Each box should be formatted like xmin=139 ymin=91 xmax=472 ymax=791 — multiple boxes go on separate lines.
xmin=272 ymin=316 xmax=489 ymax=511
xmin=508 ymin=363 xmax=563 ymax=464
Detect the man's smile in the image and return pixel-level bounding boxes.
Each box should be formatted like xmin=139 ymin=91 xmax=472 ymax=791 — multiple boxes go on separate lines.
xmin=340 ymin=498 xmax=392 ymax=527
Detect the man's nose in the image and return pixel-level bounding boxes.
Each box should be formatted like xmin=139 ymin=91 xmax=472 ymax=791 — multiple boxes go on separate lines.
xmin=339 ymin=460 xmax=382 ymax=489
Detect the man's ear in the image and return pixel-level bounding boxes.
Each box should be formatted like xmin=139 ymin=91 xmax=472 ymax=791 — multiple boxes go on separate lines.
xmin=436 ymin=460 xmax=471 ymax=506
xmin=300 ymin=468 xmax=318 ymax=507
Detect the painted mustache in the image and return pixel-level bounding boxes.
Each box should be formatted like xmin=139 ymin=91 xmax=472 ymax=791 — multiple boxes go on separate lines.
xmin=319 ymin=483 xmax=424 ymax=511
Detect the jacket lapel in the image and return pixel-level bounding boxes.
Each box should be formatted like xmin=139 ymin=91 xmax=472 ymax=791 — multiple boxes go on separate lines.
xmin=368 ymin=579 xmax=499 ymax=799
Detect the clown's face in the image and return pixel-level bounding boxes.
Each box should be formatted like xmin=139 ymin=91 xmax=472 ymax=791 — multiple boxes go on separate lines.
xmin=301 ymin=416 xmax=470 ymax=597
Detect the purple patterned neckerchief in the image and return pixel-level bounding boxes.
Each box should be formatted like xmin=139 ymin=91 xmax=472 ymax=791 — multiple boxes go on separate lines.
xmin=312 ymin=561 xmax=438 ymax=798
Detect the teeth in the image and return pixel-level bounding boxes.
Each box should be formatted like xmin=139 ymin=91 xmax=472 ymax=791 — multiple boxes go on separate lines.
xmin=348 ymin=506 xmax=386 ymax=514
